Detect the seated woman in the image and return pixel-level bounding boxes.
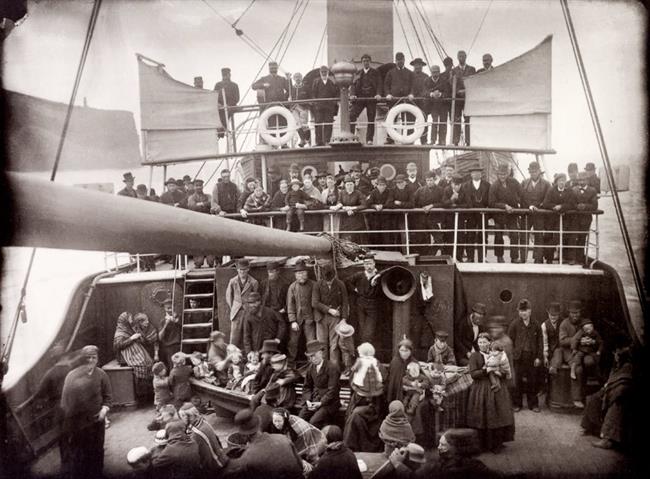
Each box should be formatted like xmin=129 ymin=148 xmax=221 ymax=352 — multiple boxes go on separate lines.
xmin=113 ymin=311 xmax=159 ymax=399
xmin=378 ymin=400 xmax=416 ymax=457
xmin=308 ymin=425 xmax=362 ymax=479
xmin=268 ymin=408 xmax=326 ymax=464
xmin=466 ymin=333 xmax=515 ymax=453
xmin=581 ymin=345 xmax=635 ymax=450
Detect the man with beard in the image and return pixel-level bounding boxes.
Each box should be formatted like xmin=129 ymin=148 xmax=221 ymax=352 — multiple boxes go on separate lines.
xmin=289 ymin=72 xmax=312 ymax=147
xmin=286 ymin=260 xmax=316 ymax=365
xmin=350 ymin=53 xmax=382 ymax=145
xmin=225 ymin=258 xmax=260 ymax=349
xmin=243 ymin=292 xmax=286 ymax=355
xmin=455 ymin=302 xmax=487 ymax=366
xmin=210 ymin=168 xmax=239 ymax=216
xmin=214 ymin=67 xmax=240 ymax=138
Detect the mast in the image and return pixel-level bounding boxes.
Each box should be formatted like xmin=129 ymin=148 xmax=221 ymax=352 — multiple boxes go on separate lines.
xmin=560 ymin=0 xmax=647 ymax=325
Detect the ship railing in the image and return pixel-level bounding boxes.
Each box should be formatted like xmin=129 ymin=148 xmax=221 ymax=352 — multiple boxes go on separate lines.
xmin=222 ymin=208 xmax=603 ymax=264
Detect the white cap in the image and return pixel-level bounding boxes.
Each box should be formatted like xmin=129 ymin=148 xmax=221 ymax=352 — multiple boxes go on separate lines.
xmin=127 ymin=446 xmax=150 ymax=465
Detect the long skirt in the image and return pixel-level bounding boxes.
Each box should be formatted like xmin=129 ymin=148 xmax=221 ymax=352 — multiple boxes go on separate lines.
xmin=343 ymin=393 xmax=383 ymax=452
xmin=466 ymin=376 xmax=515 ymax=450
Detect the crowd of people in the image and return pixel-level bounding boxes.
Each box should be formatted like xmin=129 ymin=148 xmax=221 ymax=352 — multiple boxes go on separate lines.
xmin=206 ymin=51 xmax=499 ymax=147
xmin=117 ymin=158 xmax=601 ymax=266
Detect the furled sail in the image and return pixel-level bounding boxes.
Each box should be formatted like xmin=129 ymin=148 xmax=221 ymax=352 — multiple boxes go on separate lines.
xmin=464 ymin=35 xmax=552 ymax=150
xmin=137 ymin=54 xmax=222 ymax=164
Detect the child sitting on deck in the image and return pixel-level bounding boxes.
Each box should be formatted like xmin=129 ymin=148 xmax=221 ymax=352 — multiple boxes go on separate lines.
xmin=350 ymin=342 xmax=384 ymax=398
xmin=570 ymin=319 xmax=602 ymax=380
xmin=486 ymin=342 xmax=512 ymax=391
xmin=168 ymin=352 xmax=192 ymax=407
xmin=402 ymin=362 xmax=430 ymax=415
xmin=427 ymin=330 xmax=456 ymax=366
xmin=189 ymin=351 xmax=217 ymax=384
xmin=226 ymin=349 xmax=246 ymax=390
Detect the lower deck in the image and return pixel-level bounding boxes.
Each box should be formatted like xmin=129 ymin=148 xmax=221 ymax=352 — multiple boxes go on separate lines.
xmin=28 ymin=398 xmax=636 ymax=479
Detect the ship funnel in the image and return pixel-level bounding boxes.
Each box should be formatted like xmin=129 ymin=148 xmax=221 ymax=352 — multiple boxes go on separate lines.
xmin=381 ymin=266 xmax=417 ymax=302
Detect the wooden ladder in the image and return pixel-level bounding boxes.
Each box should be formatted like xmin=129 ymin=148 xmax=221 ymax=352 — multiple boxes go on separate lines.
xmin=180 ymin=268 xmax=217 ymax=354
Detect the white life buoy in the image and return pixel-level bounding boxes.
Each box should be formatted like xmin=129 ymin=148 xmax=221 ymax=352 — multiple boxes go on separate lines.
xmin=258 ymin=105 xmax=297 ymax=146
xmin=384 ymin=104 xmax=425 ymax=145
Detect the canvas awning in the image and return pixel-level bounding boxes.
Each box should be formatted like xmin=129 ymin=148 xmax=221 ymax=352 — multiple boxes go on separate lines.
xmin=138 ymin=55 xmax=222 ymax=165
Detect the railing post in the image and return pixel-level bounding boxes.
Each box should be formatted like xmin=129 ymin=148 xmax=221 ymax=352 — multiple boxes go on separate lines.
xmin=330 ymin=213 xmax=335 ymax=236
xmin=452 ymin=212 xmax=459 ymax=261
xmin=269 ymin=215 xmax=274 ymax=229
xmin=559 ymin=214 xmax=564 ymax=264
xmin=404 ymin=212 xmax=410 ymax=255
xmin=594 ymin=213 xmax=599 ymax=261
xmin=481 ymin=212 xmax=487 ymax=263
xmin=136 ymin=254 xmax=141 ymax=273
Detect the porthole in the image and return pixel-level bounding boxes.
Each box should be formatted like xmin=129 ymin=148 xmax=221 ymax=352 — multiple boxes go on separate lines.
xmin=499 ymin=289 xmax=513 ymax=303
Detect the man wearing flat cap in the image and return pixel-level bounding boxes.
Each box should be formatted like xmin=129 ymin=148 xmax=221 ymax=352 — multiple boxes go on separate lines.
xmin=507 ymin=299 xmax=543 ymax=412
xmin=286 ymin=260 xmax=316 ymax=365
xmin=211 ymin=168 xmax=240 ymax=216
xmin=214 ymin=67 xmax=240 ymax=137
xmin=243 ymin=292 xmax=286 ymax=355
xmin=455 ymin=302 xmax=487 ymax=366
xmin=489 ymin=163 xmax=523 ymax=263
xmin=60 ymin=345 xmax=112 ymax=479
xmin=424 ymin=64 xmax=451 ymax=145
xmin=311 ymin=65 xmax=338 ymax=146
xmin=542 ymin=172 xmax=576 ymax=263
xmin=569 ymin=170 xmax=599 ymax=265
xmin=299 ymin=340 xmax=341 ymax=427
xmin=558 ymin=300 xmax=590 ymax=408
xmin=187 ymin=179 xmax=216 ymax=268
xmin=350 ymin=53 xmax=382 ymax=144
xmin=160 ymin=177 xmax=188 ymax=208
xmin=384 ymin=52 xmax=414 ymax=144
xmin=521 ymin=161 xmax=551 ymax=263
xmin=117 ymin=172 xmax=137 ymax=198
xmin=225 ymin=258 xmax=260 ymax=349
xmin=542 ymin=302 xmax=562 ymax=375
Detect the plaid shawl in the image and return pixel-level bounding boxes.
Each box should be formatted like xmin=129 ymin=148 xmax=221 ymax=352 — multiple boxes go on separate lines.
xmin=113 ymin=312 xmax=156 ymax=379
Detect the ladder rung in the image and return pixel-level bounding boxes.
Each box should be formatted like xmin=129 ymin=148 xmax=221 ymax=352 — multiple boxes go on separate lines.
xmin=183 ymin=323 xmax=213 ymax=329
xmin=184 ymin=308 xmax=213 ymax=313
xmin=185 ymin=278 xmax=214 ymax=283
xmin=182 ymin=338 xmax=211 ymax=344
xmin=184 ymin=293 xmax=214 ymax=298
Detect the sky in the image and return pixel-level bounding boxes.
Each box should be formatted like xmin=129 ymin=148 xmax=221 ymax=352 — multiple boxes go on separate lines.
xmin=2 ymin=0 xmax=647 ymax=174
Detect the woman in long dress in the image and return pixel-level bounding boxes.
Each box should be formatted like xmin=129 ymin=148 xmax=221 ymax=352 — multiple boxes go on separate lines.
xmin=466 ymin=332 xmax=515 ymax=452
xmin=113 ymin=312 xmax=158 ymax=398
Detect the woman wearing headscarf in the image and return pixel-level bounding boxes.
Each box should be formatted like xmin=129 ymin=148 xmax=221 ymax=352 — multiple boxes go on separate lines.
xmin=386 ymin=339 xmax=418 ymax=403
xmin=466 ymin=332 xmax=515 ymax=453
xmin=268 ymin=408 xmax=326 ymax=464
xmin=309 ymin=425 xmax=362 ymax=479
xmin=379 ymin=400 xmax=416 ymax=456
xmin=113 ymin=312 xmax=158 ymax=398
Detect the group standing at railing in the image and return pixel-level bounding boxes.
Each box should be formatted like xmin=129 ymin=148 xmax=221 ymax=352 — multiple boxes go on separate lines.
xmin=117 ymin=159 xmax=602 ymax=267
xmin=202 ymin=50 xmax=495 ymax=147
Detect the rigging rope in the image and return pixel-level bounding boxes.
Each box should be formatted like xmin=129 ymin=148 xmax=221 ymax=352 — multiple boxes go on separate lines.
xmin=278 ymin=0 xmax=311 ymax=64
xmin=312 ymin=23 xmax=327 ymax=69
xmin=414 ymin=0 xmax=448 ymax=60
xmin=467 ymin=0 xmax=493 ymax=56
xmin=560 ymin=0 xmax=647 ymax=327
xmin=232 ymin=0 xmax=256 ymax=27
xmin=402 ymin=0 xmax=430 ymax=66
xmin=0 ymin=0 xmax=104 ymax=376
xmin=394 ymin=0 xmax=415 ymax=59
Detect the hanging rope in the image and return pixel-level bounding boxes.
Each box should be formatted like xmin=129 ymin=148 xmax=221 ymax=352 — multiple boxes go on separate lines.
xmin=414 ymin=0 xmax=448 ymax=61
xmin=232 ymin=0 xmax=256 ymax=28
xmin=467 ymin=0 xmax=493 ymax=56
xmin=560 ymin=0 xmax=647 ymax=327
xmin=0 ymin=0 xmax=103 ymax=377
xmin=312 ymin=24 xmax=327 ymax=69
xmin=402 ymin=0 xmax=430 ymax=66
xmin=278 ymin=0 xmax=311 ymax=64
xmin=394 ymin=0 xmax=415 ymax=59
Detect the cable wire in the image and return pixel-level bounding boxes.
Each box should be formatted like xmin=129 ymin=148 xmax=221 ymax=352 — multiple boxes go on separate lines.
xmin=467 ymin=0 xmax=493 ymax=56
xmin=232 ymin=0 xmax=256 ymax=27
xmin=312 ymin=23 xmax=327 ymax=69
xmin=394 ymin=0 xmax=414 ymax=59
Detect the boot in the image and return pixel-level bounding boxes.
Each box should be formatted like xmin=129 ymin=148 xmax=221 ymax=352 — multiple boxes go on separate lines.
xmin=297 ymin=129 xmax=306 ymax=147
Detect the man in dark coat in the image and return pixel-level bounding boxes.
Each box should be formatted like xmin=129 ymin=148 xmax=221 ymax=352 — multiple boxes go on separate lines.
xmin=476 ymin=53 xmax=494 ymax=73
xmin=489 ymin=163 xmax=523 ymax=263
xmin=299 ymin=340 xmax=341 ymax=427
xmin=424 ymin=65 xmax=451 ymax=145
xmin=408 ymin=58 xmax=429 ymax=144
xmin=584 ymin=162 xmax=601 ymax=193
xmin=261 ymin=261 xmax=288 ymax=317
xmin=309 ymin=425 xmax=362 ymax=479
xmin=312 ymin=264 xmax=350 ymax=366
xmin=226 ymin=409 xmax=303 ymax=479
xmin=214 ymin=67 xmax=240 ymax=137
xmin=345 ymin=255 xmax=382 ymax=343
xmin=455 ymin=303 xmax=486 ymax=366
xmin=286 ymin=261 xmax=315 ymax=364
xmin=461 ymin=165 xmax=490 ymax=262
xmin=250 ymin=339 xmax=280 ymax=395
xmin=507 ymin=299 xmax=543 ymax=412
xmin=413 ymin=170 xmax=445 ymax=256
xmin=350 ymin=164 xmax=372 ymax=196
xmin=558 ymin=300 xmax=590 ymax=408
xmin=384 ymin=52 xmax=413 ymax=145
xmin=252 ymin=61 xmax=289 ymax=105
xmin=187 ymin=179 xmax=215 ymax=268
xmin=160 ymin=177 xmax=187 ymax=208
xmin=350 ymin=53 xmax=382 ymax=144
xmin=243 ymin=292 xmax=286 ymax=355
xmin=520 ymin=161 xmax=552 ymax=264
xmin=289 ymin=72 xmax=312 ymax=146
xmin=570 ymin=171 xmax=599 ymax=265
xmin=151 ymin=420 xmax=202 ymax=479
xmin=542 ymin=173 xmax=576 ymax=264
xmin=451 ymin=50 xmax=476 ymax=145
xmin=210 ymin=169 xmax=240 ymax=215
xmin=389 ymin=174 xmax=415 ymax=251
xmin=442 ymin=174 xmax=467 ymax=260
xmin=60 ymin=345 xmax=112 ymax=479
xmin=367 ymin=176 xmax=395 ymax=247
xmin=312 ymin=65 xmax=339 ymax=146
xmin=117 ymin=172 xmax=137 ymax=197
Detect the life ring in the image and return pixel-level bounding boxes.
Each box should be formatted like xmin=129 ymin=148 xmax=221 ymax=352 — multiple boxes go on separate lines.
xmin=379 ymin=163 xmax=397 ymax=181
xmin=258 ymin=105 xmax=296 ymax=146
xmin=384 ymin=104 xmax=425 ymax=144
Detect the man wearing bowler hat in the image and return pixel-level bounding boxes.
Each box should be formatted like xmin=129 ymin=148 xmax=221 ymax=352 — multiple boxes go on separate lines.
xmin=455 ymin=302 xmax=487 ymax=366
xmin=261 ymin=261 xmax=289 ymax=317
xmin=408 ymin=58 xmax=429 ymax=144
xmin=187 ymin=179 xmax=216 ymax=268
xmin=299 ymin=340 xmax=341 ymax=428
xmin=521 ymin=161 xmax=551 ymax=263
xmin=542 ymin=172 xmax=576 ymax=263
xmin=286 ymin=260 xmax=316 ymax=365
xmin=489 ymin=163 xmax=523 ymax=263
xmin=225 ymin=258 xmax=259 ymax=349
xmin=384 ymin=52 xmax=414 ymax=145
xmin=542 ymin=302 xmax=562 ymax=375
xmin=350 ymin=53 xmax=382 ymax=144
xmin=117 ymin=172 xmax=137 ymax=198
xmin=243 ymin=292 xmax=286 ymax=356
xmin=312 ymin=263 xmax=349 ymax=366
xmin=461 ymin=164 xmax=490 ymax=262
xmin=424 ymin=64 xmax=451 ymax=145
xmin=311 ymin=65 xmax=339 ymax=146
xmin=251 ymin=339 xmax=281 ymax=396
xmin=160 ymin=177 xmax=187 ymax=208
xmin=584 ymin=162 xmax=601 ymax=193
